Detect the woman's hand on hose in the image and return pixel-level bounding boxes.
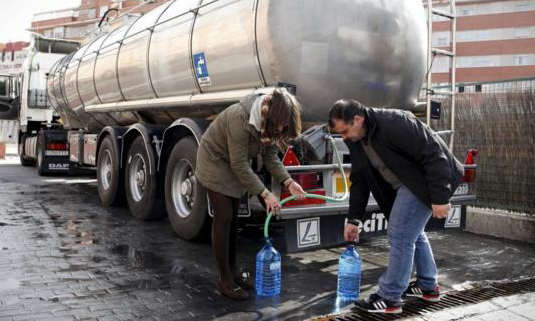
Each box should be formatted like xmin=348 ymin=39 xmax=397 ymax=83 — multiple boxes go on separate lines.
xmin=288 ymin=181 xmax=306 ymax=200
xmin=263 ymin=191 xmax=282 ymax=215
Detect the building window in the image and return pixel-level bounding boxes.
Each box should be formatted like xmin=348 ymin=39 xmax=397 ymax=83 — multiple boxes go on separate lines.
xmin=514 ymin=28 xmax=531 ymax=38
xmin=459 ymin=8 xmax=475 ymax=16
xmin=53 ymin=26 xmax=65 ymax=39
xmin=514 ymin=55 xmax=531 ymax=66
xmin=474 ymin=57 xmax=492 ymax=67
xmin=80 ymin=8 xmax=96 ymax=19
xmin=458 ymin=31 xmax=477 ymax=42
xmin=457 ymin=56 xmax=496 ymax=68
xmin=475 ymin=85 xmax=482 ymax=92
xmin=515 ymin=2 xmax=530 ymax=11
xmin=437 ymin=37 xmax=448 ymax=46
xmin=477 ymin=30 xmax=492 ymax=41
xmin=459 ymin=86 xmax=465 ymax=93
xmin=432 ymin=57 xmax=449 ymax=73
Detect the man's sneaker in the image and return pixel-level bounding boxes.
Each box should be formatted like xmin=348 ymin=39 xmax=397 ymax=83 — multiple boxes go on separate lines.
xmin=354 ymin=293 xmax=402 ymax=314
xmin=403 ymin=280 xmax=441 ymax=302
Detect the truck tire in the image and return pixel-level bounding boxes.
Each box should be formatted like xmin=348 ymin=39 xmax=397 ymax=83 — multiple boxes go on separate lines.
xmin=36 ymin=134 xmax=47 ymax=176
xmin=125 ymin=136 xmax=165 ymax=220
xmin=165 ymin=137 xmax=209 ymax=240
xmin=97 ymin=136 xmax=124 ymax=206
xmin=18 ymin=134 xmax=34 ymax=167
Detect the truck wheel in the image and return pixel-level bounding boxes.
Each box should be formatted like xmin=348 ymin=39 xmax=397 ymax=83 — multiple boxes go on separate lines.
xmin=18 ymin=134 xmax=34 ymax=167
xmin=165 ymin=137 xmax=209 ymax=240
xmin=125 ymin=136 xmax=165 ymax=220
xmin=97 ymin=136 xmax=124 ymax=206
xmin=36 ymin=134 xmax=47 ymax=176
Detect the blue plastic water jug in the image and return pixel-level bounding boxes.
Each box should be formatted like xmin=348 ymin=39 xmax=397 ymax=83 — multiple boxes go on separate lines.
xmin=256 ymin=238 xmax=281 ymax=296
xmin=337 ymin=244 xmax=361 ymax=300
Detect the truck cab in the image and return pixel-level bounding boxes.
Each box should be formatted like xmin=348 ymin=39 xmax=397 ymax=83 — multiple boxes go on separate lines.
xmin=15 ymin=36 xmax=78 ymax=171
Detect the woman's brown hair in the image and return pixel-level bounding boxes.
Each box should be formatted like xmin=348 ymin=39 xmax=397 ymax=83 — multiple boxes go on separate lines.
xmin=262 ymin=87 xmax=302 ymax=146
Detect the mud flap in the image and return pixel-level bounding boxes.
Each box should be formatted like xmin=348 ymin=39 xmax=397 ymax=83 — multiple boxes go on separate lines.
xmin=42 ymin=156 xmax=70 ymax=173
xmin=283 ymin=211 xmax=389 ymax=253
xmin=38 ymin=130 xmax=71 ymax=175
xmin=281 ymin=206 xmax=466 ymax=253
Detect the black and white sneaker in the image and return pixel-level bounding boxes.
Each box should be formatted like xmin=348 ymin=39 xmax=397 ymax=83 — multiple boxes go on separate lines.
xmin=403 ymin=280 xmax=441 ymax=302
xmin=354 ymin=293 xmax=402 ymax=314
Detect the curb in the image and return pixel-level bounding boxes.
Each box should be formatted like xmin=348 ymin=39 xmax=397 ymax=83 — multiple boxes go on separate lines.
xmin=466 ymin=207 xmax=535 ymax=244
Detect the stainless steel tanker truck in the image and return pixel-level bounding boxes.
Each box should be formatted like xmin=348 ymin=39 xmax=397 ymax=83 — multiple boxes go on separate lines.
xmin=16 ymin=0 xmax=476 ymax=251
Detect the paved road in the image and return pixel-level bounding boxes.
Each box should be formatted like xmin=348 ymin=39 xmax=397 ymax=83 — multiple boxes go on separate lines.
xmin=1 ymin=155 xmax=535 ymax=320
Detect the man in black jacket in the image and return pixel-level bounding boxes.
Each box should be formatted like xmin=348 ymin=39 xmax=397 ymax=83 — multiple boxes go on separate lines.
xmin=329 ymin=99 xmax=464 ymax=314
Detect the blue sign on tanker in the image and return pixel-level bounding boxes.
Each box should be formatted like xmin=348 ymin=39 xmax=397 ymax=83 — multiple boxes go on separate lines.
xmin=193 ymin=52 xmax=211 ymax=86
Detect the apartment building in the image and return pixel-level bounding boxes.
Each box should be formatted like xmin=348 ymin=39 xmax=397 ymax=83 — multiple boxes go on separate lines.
xmin=430 ymin=0 xmax=535 ymax=84
xmin=0 ymin=41 xmax=30 ymax=75
xmin=30 ymin=0 xmax=172 ymax=42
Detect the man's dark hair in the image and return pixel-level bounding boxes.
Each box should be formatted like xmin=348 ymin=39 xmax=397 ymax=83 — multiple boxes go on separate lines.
xmin=328 ymin=99 xmax=366 ymax=128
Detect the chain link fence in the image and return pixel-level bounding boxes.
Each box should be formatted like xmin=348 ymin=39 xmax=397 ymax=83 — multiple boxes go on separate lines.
xmin=431 ymin=78 xmax=535 ymax=214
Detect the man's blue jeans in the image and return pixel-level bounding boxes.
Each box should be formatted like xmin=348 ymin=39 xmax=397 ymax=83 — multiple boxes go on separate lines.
xmin=377 ymin=185 xmax=438 ymax=302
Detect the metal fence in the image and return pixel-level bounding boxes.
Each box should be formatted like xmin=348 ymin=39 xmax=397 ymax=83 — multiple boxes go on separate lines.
xmin=432 ymin=77 xmax=535 ymax=214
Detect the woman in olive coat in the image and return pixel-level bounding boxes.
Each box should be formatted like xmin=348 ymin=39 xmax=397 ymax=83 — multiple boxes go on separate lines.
xmin=196 ymin=87 xmax=306 ymax=300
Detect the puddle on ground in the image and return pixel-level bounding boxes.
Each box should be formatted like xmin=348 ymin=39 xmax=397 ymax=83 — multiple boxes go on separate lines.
xmin=32 ymin=232 xmax=50 ymax=239
xmin=111 ymin=244 xmax=167 ymax=269
xmin=59 ymin=264 xmax=90 ymax=273
xmin=59 ymin=247 xmax=79 ymax=254
xmin=169 ymin=259 xmax=187 ymax=275
xmin=110 ymin=244 xmax=192 ymax=277
xmin=0 ymin=278 xmax=20 ymax=305
xmin=91 ymin=256 xmax=107 ymax=263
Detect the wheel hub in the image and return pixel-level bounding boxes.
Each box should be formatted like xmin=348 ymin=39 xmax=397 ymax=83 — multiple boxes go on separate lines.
xmin=99 ymin=150 xmax=113 ymax=191
xmin=171 ymin=161 xmax=196 ymax=218
xmin=129 ymin=154 xmax=147 ymax=202
xmin=136 ymin=170 xmax=145 ymax=187
xmin=181 ymin=179 xmax=192 ymax=198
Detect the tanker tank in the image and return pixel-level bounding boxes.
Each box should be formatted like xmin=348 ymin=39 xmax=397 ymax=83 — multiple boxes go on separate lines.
xmin=47 ymin=0 xmax=428 ymax=131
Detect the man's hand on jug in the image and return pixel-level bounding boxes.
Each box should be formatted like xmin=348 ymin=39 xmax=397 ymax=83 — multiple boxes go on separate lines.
xmin=344 ymin=222 xmax=360 ymax=243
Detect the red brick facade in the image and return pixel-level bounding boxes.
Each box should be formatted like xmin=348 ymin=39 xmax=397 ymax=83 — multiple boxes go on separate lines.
xmin=2 ymin=42 xmax=29 ymax=52
xmin=430 ymin=0 xmax=535 ymax=83
xmin=434 ymin=11 xmax=535 ymax=31
xmin=30 ymin=0 xmax=174 ymax=41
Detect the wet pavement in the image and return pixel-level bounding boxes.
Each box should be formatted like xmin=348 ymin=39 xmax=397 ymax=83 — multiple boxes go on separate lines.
xmin=1 ymin=153 xmax=535 ymax=320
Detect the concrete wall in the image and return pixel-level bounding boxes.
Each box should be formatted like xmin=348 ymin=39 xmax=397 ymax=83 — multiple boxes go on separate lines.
xmin=466 ymin=207 xmax=535 ymax=243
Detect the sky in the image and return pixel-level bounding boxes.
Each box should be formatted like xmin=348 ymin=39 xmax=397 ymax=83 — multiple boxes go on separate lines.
xmin=0 ymin=0 xmax=81 ymax=43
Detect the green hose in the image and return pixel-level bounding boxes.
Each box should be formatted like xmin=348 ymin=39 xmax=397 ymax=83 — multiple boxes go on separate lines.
xmin=263 ymin=136 xmax=349 ymax=238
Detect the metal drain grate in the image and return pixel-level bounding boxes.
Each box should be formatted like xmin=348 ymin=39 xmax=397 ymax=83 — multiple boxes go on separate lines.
xmin=311 ymin=278 xmax=535 ymax=321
